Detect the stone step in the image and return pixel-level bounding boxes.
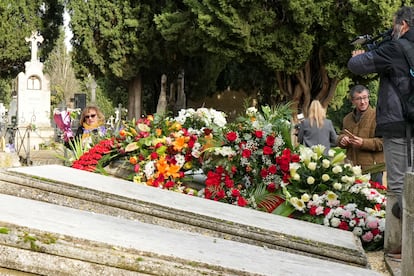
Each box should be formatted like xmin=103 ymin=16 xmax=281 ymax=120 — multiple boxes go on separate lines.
xmin=1 ymin=165 xmax=368 ymax=268
xmin=0 ymin=194 xmax=381 ymax=275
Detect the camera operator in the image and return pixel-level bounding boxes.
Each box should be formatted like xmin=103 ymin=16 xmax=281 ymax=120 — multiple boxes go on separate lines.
xmin=348 ymin=6 xmax=414 ymax=261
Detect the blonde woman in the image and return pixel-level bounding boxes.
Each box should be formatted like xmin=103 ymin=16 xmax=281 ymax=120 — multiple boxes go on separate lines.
xmin=298 ymin=100 xmax=337 ymax=154
xmin=65 ymin=105 xmax=106 ymax=149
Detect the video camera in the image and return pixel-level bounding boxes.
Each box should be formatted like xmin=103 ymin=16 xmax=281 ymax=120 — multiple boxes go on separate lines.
xmin=350 ymin=29 xmax=392 ymax=50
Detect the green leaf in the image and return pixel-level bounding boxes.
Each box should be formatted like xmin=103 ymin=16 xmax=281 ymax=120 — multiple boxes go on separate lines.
xmin=272 ymin=202 xmax=296 ymax=217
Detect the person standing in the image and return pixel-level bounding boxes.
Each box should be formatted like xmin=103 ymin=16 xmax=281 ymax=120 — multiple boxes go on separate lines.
xmin=65 ymin=105 xmax=106 ymax=149
xmin=347 ymin=6 xmax=414 ymax=260
xmin=298 ymin=100 xmax=337 ymax=155
xmin=337 ymin=85 xmax=384 ymax=184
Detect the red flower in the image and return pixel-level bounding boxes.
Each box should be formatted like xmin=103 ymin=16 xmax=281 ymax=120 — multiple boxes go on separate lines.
xmin=265 ymin=135 xmax=275 ymax=147
xmin=309 ymin=206 xmax=317 ymax=216
xmin=266 ymin=183 xmax=276 ymax=193
xmin=237 ymin=196 xmax=248 ymax=207
xmin=226 ymin=132 xmax=238 ymax=142
xmin=338 ymin=221 xmax=349 ymax=231
xmin=231 ymin=189 xmax=241 ymax=197
xmin=254 ymin=130 xmax=263 ymax=138
xmin=150 ymin=152 xmax=158 ymax=160
xmin=263 ymin=146 xmax=273 ymax=155
xmin=268 ymin=164 xmax=277 ymax=174
xmin=165 ymin=181 xmax=175 ymax=189
xmin=242 ymin=149 xmax=252 ymax=158
xmin=260 ymin=168 xmax=268 ymax=178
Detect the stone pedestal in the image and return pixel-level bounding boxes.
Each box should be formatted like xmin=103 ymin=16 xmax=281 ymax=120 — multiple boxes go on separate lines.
xmin=384 ymin=194 xmax=402 ymax=253
xmin=402 ymin=173 xmax=414 ymax=275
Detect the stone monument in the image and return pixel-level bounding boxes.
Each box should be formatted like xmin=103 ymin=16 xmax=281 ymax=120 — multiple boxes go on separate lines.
xmin=15 ymin=31 xmax=54 ymax=151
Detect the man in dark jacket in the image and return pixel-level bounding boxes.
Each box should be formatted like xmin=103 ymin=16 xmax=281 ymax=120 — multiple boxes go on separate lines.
xmin=348 ymin=6 xmax=414 ymax=260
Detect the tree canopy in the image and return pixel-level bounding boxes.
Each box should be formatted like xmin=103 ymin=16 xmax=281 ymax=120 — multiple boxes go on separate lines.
xmin=67 ymin=0 xmax=410 ymax=116
xmin=0 ymin=0 xmax=64 ymax=79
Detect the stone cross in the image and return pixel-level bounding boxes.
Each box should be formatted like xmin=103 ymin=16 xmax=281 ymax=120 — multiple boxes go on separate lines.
xmin=25 ymin=31 xmax=44 ymax=62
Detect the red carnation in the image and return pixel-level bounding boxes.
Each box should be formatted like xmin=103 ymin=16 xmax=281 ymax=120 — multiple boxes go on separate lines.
xmin=266 ymin=135 xmax=275 ymax=146
xmin=226 ymin=132 xmax=238 ymax=142
xmin=242 ymin=149 xmax=252 ymax=158
xmin=254 ymin=130 xmax=263 ymax=138
xmin=237 ymin=196 xmax=248 ymax=207
xmin=263 ymin=146 xmax=273 ymax=155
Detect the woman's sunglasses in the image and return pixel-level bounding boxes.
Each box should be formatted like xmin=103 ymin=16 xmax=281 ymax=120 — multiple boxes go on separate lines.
xmin=85 ymin=114 xmax=97 ymax=119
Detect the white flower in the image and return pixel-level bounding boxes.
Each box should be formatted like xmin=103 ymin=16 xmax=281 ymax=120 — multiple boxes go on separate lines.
xmin=307 ymin=176 xmax=315 ymax=184
xmin=290 ymin=197 xmax=306 ymax=211
xmin=332 ymin=165 xmax=343 ymax=174
xmin=293 ymin=173 xmax=300 ymax=181
xmin=353 ymin=227 xmax=363 ymax=236
xmin=330 ymin=217 xmax=341 ymax=227
xmin=333 ymin=182 xmax=342 ymax=190
xmin=321 ymin=174 xmax=330 ymax=182
xmin=326 ymin=191 xmax=338 ymax=201
xmin=144 ymin=161 xmax=156 ymax=179
xmin=307 ymin=162 xmax=317 ymax=171
xmin=322 ymin=159 xmax=330 ymax=168
xmin=301 ymin=193 xmax=310 ymax=202
xmin=246 ymin=106 xmax=258 ymax=116
xmin=312 ymin=145 xmax=326 ymax=156
xmin=352 ymin=166 xmax=362 ymax=176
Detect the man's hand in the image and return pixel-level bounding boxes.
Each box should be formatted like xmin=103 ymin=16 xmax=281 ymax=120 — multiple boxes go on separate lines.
xmin=340 ymin=136 xmax=351 ymax=147
xmin=349 ymin=136 xmax=363 ymax=147
xmin=352 ymin=49 xmax=365 ymax=57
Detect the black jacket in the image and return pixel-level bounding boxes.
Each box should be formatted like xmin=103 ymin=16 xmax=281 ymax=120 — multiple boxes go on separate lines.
xmin=348 ymin=29 xmax=414 ymax=138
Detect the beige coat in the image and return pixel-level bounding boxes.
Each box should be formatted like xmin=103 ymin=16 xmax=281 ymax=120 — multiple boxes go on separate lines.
xmin=337 ymin=106 xmax=384 ymax=171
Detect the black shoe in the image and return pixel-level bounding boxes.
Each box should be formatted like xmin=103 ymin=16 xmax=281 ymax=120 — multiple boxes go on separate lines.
xmin=392 ymin=202 xmax=401 ymax=219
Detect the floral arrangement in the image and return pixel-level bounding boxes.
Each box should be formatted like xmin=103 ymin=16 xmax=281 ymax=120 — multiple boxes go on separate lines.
xmin=69 ymin=105 xmax=387 ymax=250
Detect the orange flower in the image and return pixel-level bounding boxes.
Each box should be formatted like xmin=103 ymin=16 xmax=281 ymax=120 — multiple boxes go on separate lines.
xmin=155 ymin=128 xmax=162 ymax=136
xmin=155 ymin=156 xmax=169 ymax=175
xmin=172 ymin=136 xmax=188 ymax=151
xmin=119 ymin=129 xmax=126 ymax=137
xmin=167 ymin=163 xmax=182 ymax=178
xmin=129 ymin=156 xmax=138 ymax=165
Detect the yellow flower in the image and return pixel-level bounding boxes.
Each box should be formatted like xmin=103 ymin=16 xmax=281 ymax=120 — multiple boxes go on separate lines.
xmin=183 ymin=162 xmax=192 ymax=170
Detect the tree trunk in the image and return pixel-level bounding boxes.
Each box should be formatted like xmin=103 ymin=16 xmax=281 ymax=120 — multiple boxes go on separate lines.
xmin=276 ymin=56 xmax=339 ymax=118
xmin=128 ymin=74 xmax=142 ymax=120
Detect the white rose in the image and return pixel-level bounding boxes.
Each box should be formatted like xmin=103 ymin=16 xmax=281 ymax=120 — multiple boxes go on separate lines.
xmin=332 ymin=165 xmax=343 ymax=174
xmin=307 ymin=176 xmax=315 ymax=185
xmin=333 ymin=182 xmax=342 ymax=190
xmin=301 ymin=193 xmax=310 ymax=202
xmin=352 ymin=166 xmax=362 ymax=176
xmin=322 ymin=174 xmax=330 ymax=182
xmin=322 ymin=159 xmax=330 ymax=168
xmin=307 ymin=162 xmax=317 ymax=171
xmin=330 ymin=217 xmax=341 ymax=227
xmin=293 ymin=173 xmax=300 ymax=181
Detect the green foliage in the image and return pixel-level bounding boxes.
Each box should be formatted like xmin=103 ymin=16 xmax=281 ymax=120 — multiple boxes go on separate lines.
xmin=0 ymin=227 xmax=9 ymax=234
xmin=0 ymin=1 xmax=63 ymax=78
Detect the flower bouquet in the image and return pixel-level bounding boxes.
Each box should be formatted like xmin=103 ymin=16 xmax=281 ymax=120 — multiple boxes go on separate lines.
xmin=70 ymin=104 xmax=387 ymax=250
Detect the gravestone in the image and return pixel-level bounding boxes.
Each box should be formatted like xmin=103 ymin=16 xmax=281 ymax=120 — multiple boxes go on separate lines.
xmin=15 ymin=31 xmax=54 ymax=150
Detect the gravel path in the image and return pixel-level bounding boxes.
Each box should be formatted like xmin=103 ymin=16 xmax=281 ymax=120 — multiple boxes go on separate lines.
xmin=366 ymin=250 xmax=391 ymax=275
